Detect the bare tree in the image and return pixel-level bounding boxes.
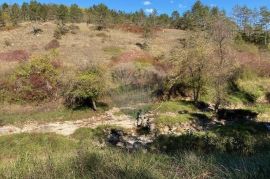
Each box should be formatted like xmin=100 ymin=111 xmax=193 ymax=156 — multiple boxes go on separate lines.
xmin=210 ymin=16 xmax=236 ymax=111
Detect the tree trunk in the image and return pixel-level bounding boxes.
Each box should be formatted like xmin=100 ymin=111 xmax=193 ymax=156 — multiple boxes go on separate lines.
xmin=90 ymin=98 xmax=97 ymax=111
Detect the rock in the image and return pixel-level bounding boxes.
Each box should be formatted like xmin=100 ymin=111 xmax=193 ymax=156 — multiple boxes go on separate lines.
xmin=133 ymin=141 xmax=144 ymax=150
xmin=107 ymin=129 xmax=124 ymax=145
xmin=265 ymin=123 xmax=270 ymax=131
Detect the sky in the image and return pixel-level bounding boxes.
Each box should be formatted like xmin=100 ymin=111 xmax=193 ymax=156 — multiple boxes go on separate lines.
xmin=0 ymin=0 xmax=269 ymax=15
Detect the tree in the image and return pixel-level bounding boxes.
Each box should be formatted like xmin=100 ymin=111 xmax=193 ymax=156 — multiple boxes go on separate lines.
xmin=91 ymin=4 xmax=111 ymax=30
xmin=39 ymin=4 xmax=49 ymax=22
xmin=171 ymin=33 xmax=213 ymax=103
xmin=21 ymin=2 xmax=29 ymax=21
xmin=56 ymin=4 xmax=69 ymax=24
xmin=0 ymin=4 xmax=11 ymax=27
xmin=29 ymin=0 xmax=41 ymax=21
xmin=70 ymin=4 xmax=83 ymax=23
xmin=210 ymin=16 xmax=236 ymax=111
xmin=171 ymin=10 xmax=181 ymax=28
xmin=132 ymin=9 xmax=146 ymax=26
xmin=10 ymin=3 xmax=20 ymax=26
xmin=260 ymin=7 xmax=270 ymax=46
xmin=190 ymin=0 xmax=210 ymax=30
xmin=233 ymin=6 xmax=253 ymax=34
xmin=64 ymin=66 xmax=108 ymax=110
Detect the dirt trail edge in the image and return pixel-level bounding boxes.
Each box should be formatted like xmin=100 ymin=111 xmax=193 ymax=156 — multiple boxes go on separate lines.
xmin=0 ymin=108 xmax=135 ymax=136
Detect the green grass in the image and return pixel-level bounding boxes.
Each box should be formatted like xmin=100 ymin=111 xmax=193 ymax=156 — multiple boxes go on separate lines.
xmin=0 ymin=106 xmax=101 ymax=126
xmin=155 ymin=114 xmax=192 ymax=127
xmin=237 ymin=78 xmax=270 ymax=100
xmin=0 ymin=133 xmax=76 ymax=165
xmin=152 ymin=101 xmax=196 ymax=113
xmin=0 ymin=131 xmax=270 ymax=178
xmin=247 ymin=104 xmax=270 ymax=122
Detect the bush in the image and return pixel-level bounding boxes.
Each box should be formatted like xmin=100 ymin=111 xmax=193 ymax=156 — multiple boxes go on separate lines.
xmin=54 ymin=24 xmax=69 ymax=39
xmin=44 ymin=39 xmax=60 ymax=50
xmin=63 ymin=66 xmax=108 ymax=110
xmin=9 ymin=55 xmax=59 ymax=102
xmin=69 ymin=24 xmax=80 ymax=34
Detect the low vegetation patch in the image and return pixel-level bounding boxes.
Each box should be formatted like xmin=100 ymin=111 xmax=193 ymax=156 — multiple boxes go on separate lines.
xmin=44 ymin=39 xmax=60 ymax=50
xmin=0 ymin=50 xmax=29 ymax=62
xmin=103 ymin=46 xmax=122 ymax=56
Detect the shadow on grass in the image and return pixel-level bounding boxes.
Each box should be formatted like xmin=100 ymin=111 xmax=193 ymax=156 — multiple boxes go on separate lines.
xmin=152 ymin=110 xmax=270 ymax=156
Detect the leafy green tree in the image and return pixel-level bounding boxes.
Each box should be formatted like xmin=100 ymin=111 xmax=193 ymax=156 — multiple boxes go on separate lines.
xmin=64 ymin=66 xmax=108 ymax=110
xmin=1 ymin=3 xmax=9 ymax=11
xmin=171 ymin=33 xmax=213 ymax=103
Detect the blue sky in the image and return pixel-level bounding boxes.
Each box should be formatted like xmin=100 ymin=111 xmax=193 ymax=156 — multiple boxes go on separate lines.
xmin=1 ymin=0 xmax=269 ymax=15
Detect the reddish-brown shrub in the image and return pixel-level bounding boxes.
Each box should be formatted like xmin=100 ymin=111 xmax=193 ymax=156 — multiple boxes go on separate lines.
xmin=111 ymin=50 xmax=169 ymax=72
xmin=44 ymin=39 xmax=60 ymax=50
xmin=237 ymin=52 xmax=270 ymax=77
xmin=0 ymin=50 xmax=29 ymax=62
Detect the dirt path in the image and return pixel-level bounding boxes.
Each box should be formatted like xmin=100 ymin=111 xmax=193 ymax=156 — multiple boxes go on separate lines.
xmin=0 ymin=108 xmax=135 ymax=136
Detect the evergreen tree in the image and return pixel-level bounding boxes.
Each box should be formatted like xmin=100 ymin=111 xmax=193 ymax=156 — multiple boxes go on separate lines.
xmin=70 ymin=4 xmax=82 ymax=23
xmin=21 ymin=2 xmax=29 ymax=21
xmin=57 ymin=4 xmax=69 ymax=24
xmin=10 ymin=3 xmax=20 ymax=26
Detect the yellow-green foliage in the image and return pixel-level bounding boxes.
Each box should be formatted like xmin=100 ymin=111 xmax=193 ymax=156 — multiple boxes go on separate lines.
xmin=238 ymin=78 xmax=270 ymax=100
xmin=63 ymin=65 xmax=108 ymax=108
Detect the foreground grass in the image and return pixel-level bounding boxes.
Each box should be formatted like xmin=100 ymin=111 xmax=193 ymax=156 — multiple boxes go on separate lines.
xmin=0 ymin=127 xmax=270 ymax=178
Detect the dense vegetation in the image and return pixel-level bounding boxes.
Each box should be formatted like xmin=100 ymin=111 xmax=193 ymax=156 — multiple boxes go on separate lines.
xmin=0 ymin=0 xmax=270 ymax=178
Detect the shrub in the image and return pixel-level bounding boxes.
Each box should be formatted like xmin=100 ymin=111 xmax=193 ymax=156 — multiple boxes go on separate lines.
xmin=53 ymin=24 xmax=69 ymax=39
xmin=9 ymin=55 xmax=59 ymax=102
xmin=63 ymin=66 xmax=108 ymax=110
xmin=44 ymin=39 xmax=60 ymax=50
xmin=31 ymin=27 xmax=43 ymax=35
xmin=69 ymin=24 xmax=80 ymax=34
